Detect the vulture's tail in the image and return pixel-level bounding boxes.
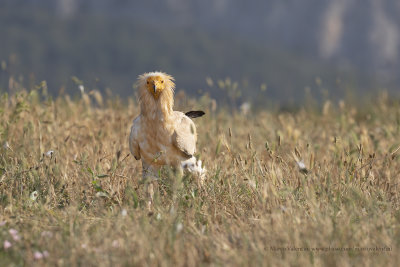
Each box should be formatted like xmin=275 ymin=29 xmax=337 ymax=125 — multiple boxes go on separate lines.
xmin=185 ymin=110 xmax=205 ymax=118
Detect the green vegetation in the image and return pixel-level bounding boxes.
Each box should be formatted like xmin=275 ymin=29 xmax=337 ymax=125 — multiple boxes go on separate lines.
xmin=0 ymin=81 xmax=399 ymax=266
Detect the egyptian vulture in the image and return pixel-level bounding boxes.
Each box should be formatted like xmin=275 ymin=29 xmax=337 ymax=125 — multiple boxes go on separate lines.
xmin=129 ymin=72 xmax=206 ymax=200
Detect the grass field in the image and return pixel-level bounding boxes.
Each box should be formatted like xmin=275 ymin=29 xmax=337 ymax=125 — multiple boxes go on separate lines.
xmin=0 ymin=84 xmax=399 ymax=266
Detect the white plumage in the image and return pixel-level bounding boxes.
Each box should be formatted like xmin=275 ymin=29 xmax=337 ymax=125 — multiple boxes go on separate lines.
xmin=129 ymin=71 xmax=206 ymax=188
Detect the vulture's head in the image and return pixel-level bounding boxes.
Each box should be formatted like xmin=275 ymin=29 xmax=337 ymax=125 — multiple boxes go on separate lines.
xmin=137 ymin=72 xmax=175 ymax=116
xmin=138 ymin=72 xmax=175 ymax=100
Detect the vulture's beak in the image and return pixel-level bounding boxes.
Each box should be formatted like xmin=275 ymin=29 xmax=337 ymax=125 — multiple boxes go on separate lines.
xmin=153 ymin=84 xmax=157 ymax=94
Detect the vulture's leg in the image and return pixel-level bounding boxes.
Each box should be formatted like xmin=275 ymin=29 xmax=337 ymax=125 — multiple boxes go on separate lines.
xmin=142 ymin=162 xmax=160 ymax=213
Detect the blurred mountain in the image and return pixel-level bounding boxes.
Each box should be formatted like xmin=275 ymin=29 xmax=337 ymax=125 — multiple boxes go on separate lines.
xmin=1 ymin=0 xmax=399 ymax=104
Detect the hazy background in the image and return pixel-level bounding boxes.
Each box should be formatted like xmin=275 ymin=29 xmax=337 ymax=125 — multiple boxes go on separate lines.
xmin=1 ymin=0 xmax=399 ymax=106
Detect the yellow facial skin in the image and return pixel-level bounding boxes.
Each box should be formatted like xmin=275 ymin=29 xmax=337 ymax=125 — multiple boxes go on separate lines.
xmin=146 ymin=76 xmax=165 ymax=99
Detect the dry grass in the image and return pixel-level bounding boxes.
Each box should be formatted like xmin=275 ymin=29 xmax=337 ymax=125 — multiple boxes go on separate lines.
xmin=0 ymin=86 xmax=399 ymax=266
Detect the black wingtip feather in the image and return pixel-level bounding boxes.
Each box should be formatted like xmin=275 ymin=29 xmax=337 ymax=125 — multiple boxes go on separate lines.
xmin=185 ymin=110 xmax=205 ymax=118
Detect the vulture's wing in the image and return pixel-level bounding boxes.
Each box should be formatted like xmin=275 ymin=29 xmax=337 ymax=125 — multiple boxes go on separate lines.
xmin=129 ymin=116 xmax=141 ymax=160
xmin=172 ymin=112 xmax=197 ymax=158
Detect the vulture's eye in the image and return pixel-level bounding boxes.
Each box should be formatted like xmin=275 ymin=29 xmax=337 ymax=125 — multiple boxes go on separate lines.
xmin=147 ymin=81 xmax=149 ymax=84
xmin=161 ymin=80 xmax=164 ymax=83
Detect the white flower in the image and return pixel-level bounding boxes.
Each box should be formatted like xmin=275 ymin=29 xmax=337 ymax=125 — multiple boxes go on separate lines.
xmin=3 ymin=142 xmax=12 ymax=151
xmin=121 ymin=209 xmax=127 ymax=217
xmin=296 ymin=160 xmax=308 ymax=174
xmin=112 ymin=240 xmax=119 ymax=248
xmin=240 ymin=102 xmax=251 ymax=115
xmin=34 ymin=251 xmax=43 ymax=260
xmin=3 ymin=240 xmax=12 ymax=249
xmin=9 ymin=229 xmax=18 ymax=236
xmin=297 ymin=161 xmax=306 ymax=169
xmin=45 ymin=150 xmax=54 ymax=158
xmin=176 ymin=222 xmax=183 ymax=233
xmin=30 ymin=191 xmax=38 ymax=201
xmin=9 ymin=228 xmax=20 ymax=241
